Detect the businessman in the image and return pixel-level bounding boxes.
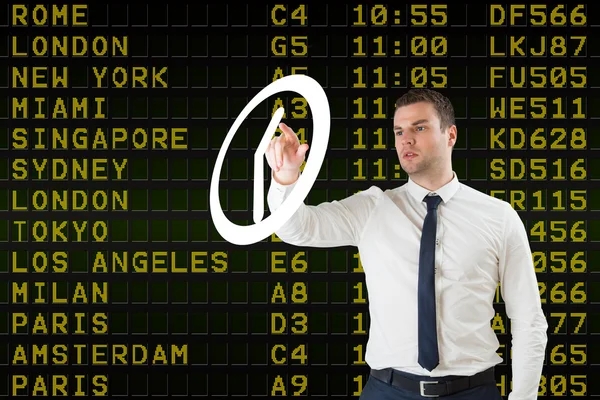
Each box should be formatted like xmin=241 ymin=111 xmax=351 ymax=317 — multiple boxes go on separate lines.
xmin=265 ymin=89 xmax=547 ymax=399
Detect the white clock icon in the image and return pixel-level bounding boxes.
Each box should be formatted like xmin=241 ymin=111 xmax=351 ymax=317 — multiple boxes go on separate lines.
xmin=210 ymin=75 xmax=331 ymax=246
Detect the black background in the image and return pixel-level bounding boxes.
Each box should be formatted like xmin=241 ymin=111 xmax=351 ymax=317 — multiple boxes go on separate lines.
xmin=0 ymin=3 xmax=599 ymax=398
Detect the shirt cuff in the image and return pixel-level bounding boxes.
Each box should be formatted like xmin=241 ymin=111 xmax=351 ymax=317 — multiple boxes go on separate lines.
xmin=267 ymin=170 xmax=299 ymax=209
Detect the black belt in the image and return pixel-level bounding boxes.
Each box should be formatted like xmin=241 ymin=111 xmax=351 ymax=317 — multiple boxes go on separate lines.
xmin=370 ymin=367 xmax=495 ymax=397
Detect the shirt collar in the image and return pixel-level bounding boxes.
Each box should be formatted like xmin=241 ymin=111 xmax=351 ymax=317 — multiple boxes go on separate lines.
xmin=406 ymin=171 xmax=460 ymax=204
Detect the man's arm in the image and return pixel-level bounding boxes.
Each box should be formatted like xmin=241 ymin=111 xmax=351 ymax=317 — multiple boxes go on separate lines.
xmin=267 ymin=171 xmax=381 ymax=247
xmin=498 ymin=205 xmax=548 ymax=400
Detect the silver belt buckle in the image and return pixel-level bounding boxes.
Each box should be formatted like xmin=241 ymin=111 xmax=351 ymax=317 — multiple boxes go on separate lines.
xmin=420 ymin=381 xmax=439 ymax=397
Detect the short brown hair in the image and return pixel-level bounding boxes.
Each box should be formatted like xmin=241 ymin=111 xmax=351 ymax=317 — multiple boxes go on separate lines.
xmin=395 ymin=89 xmax=455 ymax=131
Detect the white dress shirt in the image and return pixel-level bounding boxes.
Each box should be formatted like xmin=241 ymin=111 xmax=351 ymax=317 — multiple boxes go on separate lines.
xmin=267 ymin=171 xmax=548 ymax=400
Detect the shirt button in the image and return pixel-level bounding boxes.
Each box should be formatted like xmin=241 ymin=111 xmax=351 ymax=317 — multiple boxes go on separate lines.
xmin=436 ymin=239 xmax=440 ymax=246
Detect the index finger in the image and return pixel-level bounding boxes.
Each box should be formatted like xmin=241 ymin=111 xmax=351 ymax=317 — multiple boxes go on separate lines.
xmin=279 ymin=122 xmax=294 ymax=138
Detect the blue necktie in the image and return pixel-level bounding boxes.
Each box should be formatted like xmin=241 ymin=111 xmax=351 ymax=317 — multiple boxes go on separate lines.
xmin=418 ymin=194 xmax=442 ymax=371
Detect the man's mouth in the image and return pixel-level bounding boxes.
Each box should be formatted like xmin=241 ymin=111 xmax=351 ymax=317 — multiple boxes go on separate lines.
xmin=403 ymin=152 xmax=417 ymax=159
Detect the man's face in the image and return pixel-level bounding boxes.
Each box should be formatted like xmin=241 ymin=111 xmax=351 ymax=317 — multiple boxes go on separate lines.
xmin=393 ymin=101 xmax=455 ymax=178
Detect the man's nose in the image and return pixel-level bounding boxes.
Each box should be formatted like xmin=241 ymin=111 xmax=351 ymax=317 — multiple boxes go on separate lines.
xmin=401 ymin=134 xmax=415 ymax=145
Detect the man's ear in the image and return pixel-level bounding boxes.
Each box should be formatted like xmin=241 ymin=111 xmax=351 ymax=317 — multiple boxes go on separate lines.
xmin=447 ymin=125 xmax=457 ymax=147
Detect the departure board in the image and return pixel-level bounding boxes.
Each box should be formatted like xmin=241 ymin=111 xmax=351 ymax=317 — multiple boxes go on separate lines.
xmin=1 ymin=2 xmax=599 ymax=398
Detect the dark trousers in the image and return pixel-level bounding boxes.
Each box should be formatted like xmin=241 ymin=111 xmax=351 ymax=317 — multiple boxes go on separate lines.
xmin=360 ymin=368 xmax=502 ymax=400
